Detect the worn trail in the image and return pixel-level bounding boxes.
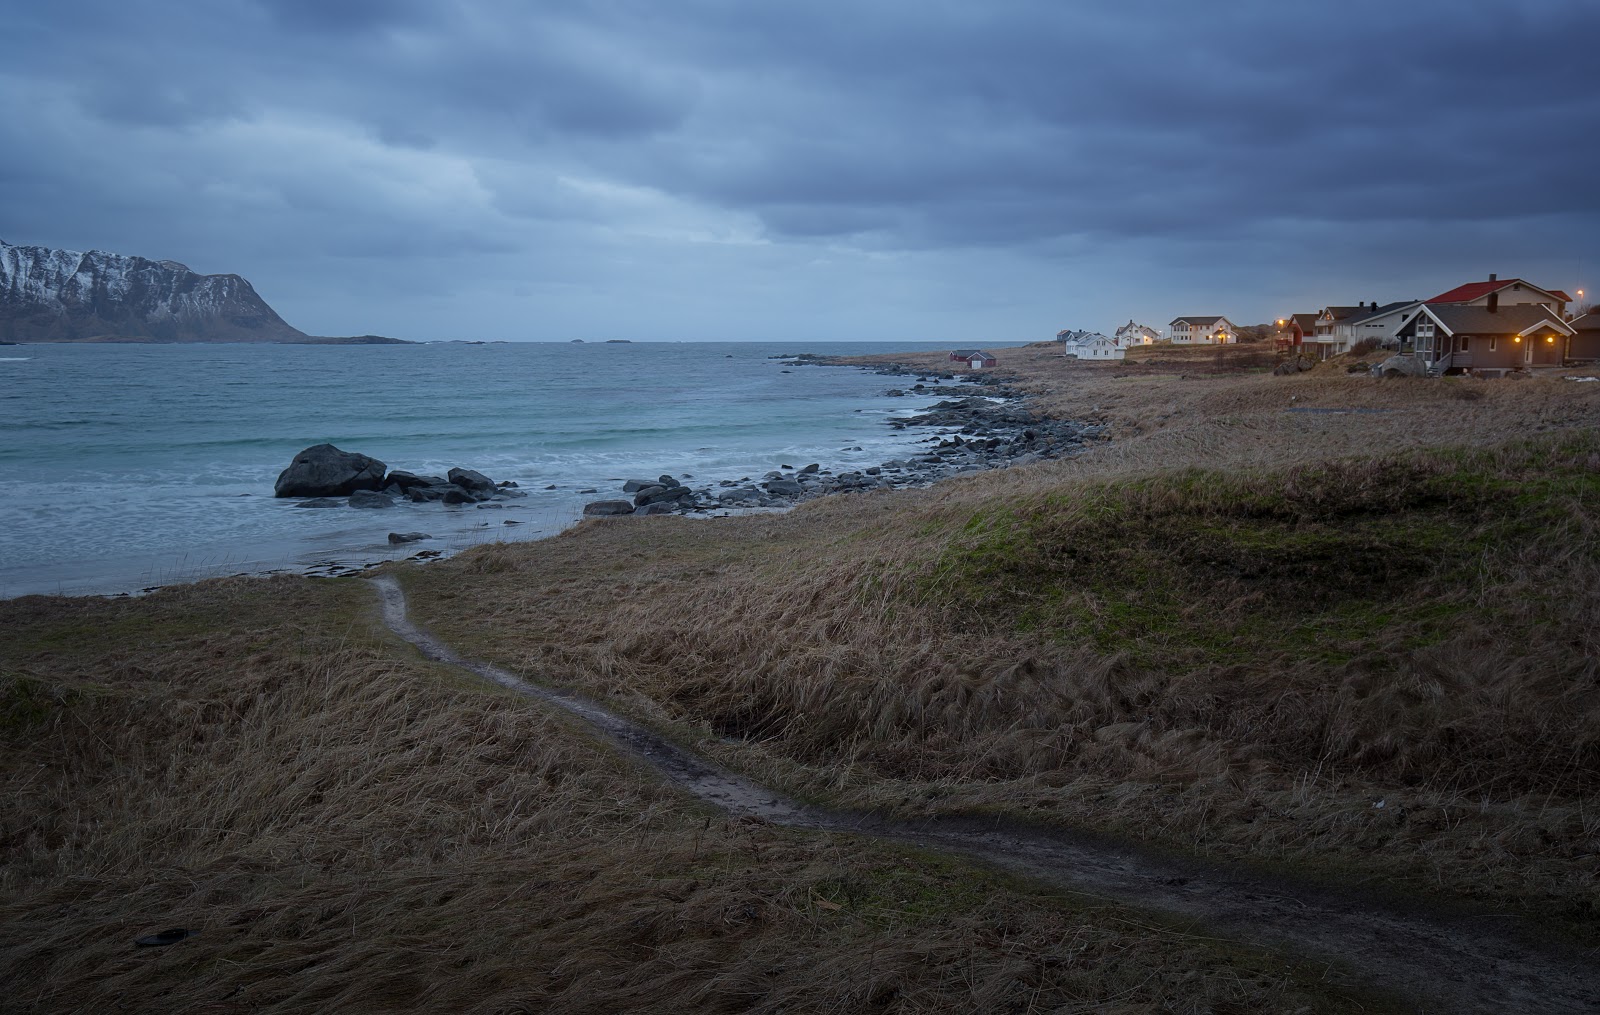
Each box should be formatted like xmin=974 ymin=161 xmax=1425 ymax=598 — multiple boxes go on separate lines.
xmin=369 ymin=575 xmax=1598 ymax=1014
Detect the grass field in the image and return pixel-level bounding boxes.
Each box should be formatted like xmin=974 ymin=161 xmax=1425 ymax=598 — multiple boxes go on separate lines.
xmin=1 ymin=579 xmax=1395 ymax=1013
xmin=5 ymin=352 xmax=1597 ymax=1012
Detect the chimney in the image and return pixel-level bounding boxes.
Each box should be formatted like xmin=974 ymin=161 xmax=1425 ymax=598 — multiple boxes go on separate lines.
xmin=1489 ymin=273 xmax=1498 ymax=282
xmin=1370 ymin=301 xmax=1377 ymax=311
xmin=1488 ymin=291 xmax=1499 ymax=313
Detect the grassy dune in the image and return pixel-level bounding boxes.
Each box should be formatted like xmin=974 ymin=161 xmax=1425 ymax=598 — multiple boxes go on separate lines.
xmin=1 ymin=578 xmax=1389 ymax=1012
xmin=399 ymin=362 xmax=1600 ymax=941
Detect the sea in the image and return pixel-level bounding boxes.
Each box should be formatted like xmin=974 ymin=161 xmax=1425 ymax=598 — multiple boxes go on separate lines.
xmin=0 ymin=341 xmax=1003 ymax=598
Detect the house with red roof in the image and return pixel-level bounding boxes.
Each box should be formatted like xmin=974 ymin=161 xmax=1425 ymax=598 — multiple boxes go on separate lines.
xmin=1426 ymin=274 xmax=1573 ymax=318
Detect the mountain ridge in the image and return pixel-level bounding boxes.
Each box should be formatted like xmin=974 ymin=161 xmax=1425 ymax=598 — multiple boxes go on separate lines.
xmin=0 ymin=239 xmax=395 ymax=343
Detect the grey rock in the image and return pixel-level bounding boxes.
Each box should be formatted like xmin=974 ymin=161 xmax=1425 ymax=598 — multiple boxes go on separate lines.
xmin=583 ymin=500 xmax=636 ymax=516
xmin=442 ymin=488 xmax=479 ymax=505
xmin=348 ymin=489 xmax=394 ymax=509
xmin=294 ymin=497 xmax=344 ymax=508
xmin=1373 ymin=354 xmax=1426 ymax=378
xmin=658 ymin=474 xmax=683 ymax=488
xmin=634 ymin=501 xmax=676 ymax=516
xmin=799 ymin=463 xmax=820 ymax=474
xmin=578 ymin=488 xmax=598 ymax=494
xmin=387 ymin=531 xmax=431 ymax=544
xmin=763 ymin=479 xmax=804 ymax=496
xmin=622 ymin=478 xmax=658 ymax=493
xmin=447 ymin=467 xmax=496 ymax=493
xmin=408 ymin=484 xmax=469 ymax=503
xmin=385 ymin=470 xmax=445 ymax=492
xmin=274 ymin=444 xmax=386 ymax=498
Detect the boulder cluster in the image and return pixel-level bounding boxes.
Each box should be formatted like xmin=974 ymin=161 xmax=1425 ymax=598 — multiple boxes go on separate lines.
xmin=581 ymin=367 xmax=1104 ymax=518
xmin=274 ymin=444 xmax=525 ymax=509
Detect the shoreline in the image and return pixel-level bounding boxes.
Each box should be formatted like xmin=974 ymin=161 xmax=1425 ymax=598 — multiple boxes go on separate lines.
xmin=5 ymin=352 xmax=1102 ymax=601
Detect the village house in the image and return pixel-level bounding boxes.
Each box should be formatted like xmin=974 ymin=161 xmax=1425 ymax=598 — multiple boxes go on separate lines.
xmin=1278 ymin=313 xmax=1318 ymax=352
xmin=1301 ymin=301 xmax=1423 ymax=358
xmin=1427 ymin=274 xmax=1572 ymax=318
xmin=965 ymin=351 xmax=997 ymax=369
xmin=1396 ymin=302 xmax=1575 ymax=375
xmin=1056 ymin=329 xmax=1099 ymax=344
xmin=1061 ymin=333 xmax=1124 ymax=360
xmin=1565 ymin=314 xmax=1600 ymax=362
xmin=1113 ymin=320 xmax=1161 ymax=345
xmin=1168 ymin=316 xmax=1236 ymax=344
xmin=948 ymin=348 xmax=982 ymax=362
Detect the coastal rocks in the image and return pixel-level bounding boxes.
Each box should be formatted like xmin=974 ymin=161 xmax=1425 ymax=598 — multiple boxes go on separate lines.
xmin=348 ymin=490 xmax=394 ymax=509
xmin=583 ymin=500 xmax=637 ymax=516
xmin=294 ymin=497 xmax=344 ymax=508
xmin=1272 ymin=356 xmax=1315 ymax=376
xmin=387 ymin=531 xmax=430 ymax=544
xmin=447 ymin=467 xmax=496 ymax=493
xmin=274 ymin=444 xmax=386 ymax=498
xmin=385 ymin=470 xmax=445 ymax=492
xmin=763 ymin=478 xmax=804 ymax=496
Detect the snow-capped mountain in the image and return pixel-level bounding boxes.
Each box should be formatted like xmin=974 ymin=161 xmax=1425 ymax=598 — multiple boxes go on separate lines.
xmin=0 ymin=239 xmax=308 ymax=342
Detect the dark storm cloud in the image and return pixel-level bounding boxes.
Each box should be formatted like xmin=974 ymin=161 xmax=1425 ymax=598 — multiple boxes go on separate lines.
xmin=0 ymin=0 xmax=1594 ymax=339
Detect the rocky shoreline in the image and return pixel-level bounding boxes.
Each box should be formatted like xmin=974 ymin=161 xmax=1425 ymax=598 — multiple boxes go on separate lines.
xmin=578 ymin=355 xmax=1105 ymax=515
xmin=265 ymin=357 xmax=1105 ymax=561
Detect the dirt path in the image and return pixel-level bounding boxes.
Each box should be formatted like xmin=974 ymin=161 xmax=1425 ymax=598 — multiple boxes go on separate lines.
xmin=369 ymin=575 xmax=1599 ymax=1014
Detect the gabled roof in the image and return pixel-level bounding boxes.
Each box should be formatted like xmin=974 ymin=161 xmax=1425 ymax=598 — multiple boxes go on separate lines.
xmin=951 ymin=348 xmax=982 ymax=356
xmin=1426 ymin=278 xmax=1574 ymax=304
xmin=967 ymin=350 xmax=996 ymax=358
xmin=1318 ymin=306 xmax=1364 ymax=321
xmin=1290 ymin=313 xmax=1319 ymax=330
xmin=1170 ymin=315 xmax=1227 ymax=326
xmin=1568 ymin=314 xmax=1600 ymax=333
xmin=1343 ymin=300 xmax=1422 ymax=326
xmin=1420 ymin=303 xmax=1574 ymax=337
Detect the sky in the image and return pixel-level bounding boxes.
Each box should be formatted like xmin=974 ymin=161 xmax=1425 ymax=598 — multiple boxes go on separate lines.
xmin=2 ymin=0 xmax=1596 ymax=342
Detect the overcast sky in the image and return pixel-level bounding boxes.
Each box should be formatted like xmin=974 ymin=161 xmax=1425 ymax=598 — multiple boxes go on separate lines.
xmin=3 ymin=0 xmax=1596 ymax=341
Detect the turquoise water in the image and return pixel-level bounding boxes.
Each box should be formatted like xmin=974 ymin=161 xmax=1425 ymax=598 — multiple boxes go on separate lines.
xmin=0 ymin=341 xmax=990 ymax=596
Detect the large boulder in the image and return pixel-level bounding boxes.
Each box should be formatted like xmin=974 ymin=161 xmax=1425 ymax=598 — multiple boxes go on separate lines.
xmin=583 ymin=500 xmax=637 ymax=516
xmin=274 ymin=444 xmax=386 ymax=498
xmin=1372 ymin=354 xmax=1427 ymax=378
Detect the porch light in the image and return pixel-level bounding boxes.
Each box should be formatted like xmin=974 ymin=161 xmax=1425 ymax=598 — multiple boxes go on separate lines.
xmin=1546 ymin=335 xmax=1555 ymax=343
xmin=1514 ymin=336 xmax=1522 ymax=343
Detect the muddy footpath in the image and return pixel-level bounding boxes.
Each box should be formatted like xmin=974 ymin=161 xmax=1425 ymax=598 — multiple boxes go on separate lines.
xmin=370 ymin=575 xmax=1599 ymax=1014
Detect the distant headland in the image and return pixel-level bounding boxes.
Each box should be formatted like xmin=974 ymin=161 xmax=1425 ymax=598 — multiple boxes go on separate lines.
xmin=0 ymin=239 xmax=410 ymax=344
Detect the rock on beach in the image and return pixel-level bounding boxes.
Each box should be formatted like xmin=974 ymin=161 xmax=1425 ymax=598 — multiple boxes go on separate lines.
xmin=275 ymin=444 xmax=386 ymax=498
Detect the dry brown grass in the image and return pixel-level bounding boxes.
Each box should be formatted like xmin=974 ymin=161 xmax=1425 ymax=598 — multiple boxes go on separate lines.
xmin=1 ymin=578 xmax=1387 ymax=1013
xmin=396 ymin=365 xmax=1600 ymax=941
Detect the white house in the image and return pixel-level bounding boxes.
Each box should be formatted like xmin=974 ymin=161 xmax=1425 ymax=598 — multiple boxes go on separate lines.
xmin=1169 ymin=316 xmax=1237 ymax=344
xmin=1305 ymin=300 xmax=1423 ymax=358
xmin=1062 ymin=334 xmax=1125 ymax=360
xmin=1114 ymin=320 xmax=1161 ymax=345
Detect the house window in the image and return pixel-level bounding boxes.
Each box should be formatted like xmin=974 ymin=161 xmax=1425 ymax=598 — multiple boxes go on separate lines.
xmin=1489 ymin=337 xmax=1497 ymax=351
xmin=1458 ymin=336 xmax=1469 ymax=353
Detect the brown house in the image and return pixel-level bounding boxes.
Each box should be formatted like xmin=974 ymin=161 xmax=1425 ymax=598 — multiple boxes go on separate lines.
xmin=1399 ymin=303 xmax=1574 ymax=374
xmin=1569 ymin=314 xmax=1600 ymax=362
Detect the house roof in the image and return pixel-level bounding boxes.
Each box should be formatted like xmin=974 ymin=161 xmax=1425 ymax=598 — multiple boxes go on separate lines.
xmin=1290 ymin=313 xmax=1319 ymax=330
xmin=1426 ymin=279 xmax=1574 ymax=304
xmin=1569 ymin=314 xmax=1600 ymax=332
xmin=951 ymin=348 xmax=982 ymax=356
xmin=1170 ymin=315 xmax=1227 ymax=326
xmin=1342 ymin=300 xmax=1422 ymax=326
xmin=1319 ymin=306 xmax=1364 ymax=321
xmin=1422 ymin=304 xmax=1574 ymax=337
xmin=967 ymin=350 xmax=996 ymax=358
